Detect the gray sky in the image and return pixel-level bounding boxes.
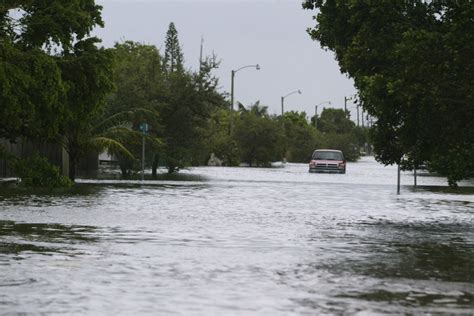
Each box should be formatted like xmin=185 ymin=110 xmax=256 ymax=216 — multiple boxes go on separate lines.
xmin=94 ymin=0 xmax=357 ymax=118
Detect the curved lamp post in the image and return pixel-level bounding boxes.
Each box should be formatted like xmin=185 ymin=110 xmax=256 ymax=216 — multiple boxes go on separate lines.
xmin=314 ymin=101 xmax=331 ymax=129
xmin=230 ymin=64 xmax=260 ymax=134
xmin=344 ymin=94 xmax=358 ymax=124
xmin=281 ymin=89 xmax=302 ymax=116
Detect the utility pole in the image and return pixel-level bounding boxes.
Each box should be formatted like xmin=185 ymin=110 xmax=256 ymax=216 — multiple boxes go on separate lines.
xmin=414 ymin=164 xmax=417 ymax=188
xmin=281 ymin=90 xmax=302 ymax=117
xmin=199 ymin=35 xmax=204 ymax=75
xmin=230 ymin=70 xmax=235 ymax=134
xmin=344 ymin=96 xmax=350 ymax=117
xmin=356 ymin=104 xmax=360 ymax=127
xmin=142 ymin=135 xmax=145 ymax=181
xmin=397 ymin=164 xmax=401 ymax=195
xmin=281 ymin=96 xmax=284 ymax=117
xmin=314 ymin=105 xmax=318 ymax=129
xmin=362 ymin=109 xmax=365 ymax=127
xmin=314 ymin=101 xmax=330 ymax=129
xmin=140 ymin=123 xmax=149 ymax=181
xmin=229 ymin=64 xmax=260 ymax=135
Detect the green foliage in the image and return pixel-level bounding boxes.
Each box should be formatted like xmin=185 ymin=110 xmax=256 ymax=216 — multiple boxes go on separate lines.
xmin=3 ymin=0 xmax=103 ymax=51
xmin=159 ymin=26 xmax=225 ymax=172
xmin=163 ymin=22 xmax=184 ymax=73
xmin=312 ymin=108 xmax=361 ymax=162
xmin=282 ymin=111 xmax=323 ymax=162
xmin=204 ymin=109 xmax=240 ymax=166
xmin=108 ymin=42 xmax=165 ymax=116
xmin=0 ymin=144 xmax=15 ymax=162
xmin=0 ymin=0 xmax=105 ymax=142
xmin=159 ymin=71 xmax=201 ymax=171
xmin=304 ymin=0 xmax=474 ymax=186
xmin=1 ymin=1 xmax=113 ymax=181
xmin=322 ymin=133 xmax=359 ymax=162
xmin=234 ymin=104 xmax=285 ymax=166
xmin=58 ymin=39 xmax=115 ymax=180
xmin=0 ymin=37 xmax=65 ymax=142
xmin=14 ymin=154 xmax=73 ymax=188
xmin=106 ymin=37 xmax=224 ymax=174
xmin=317 ymin=108 xmax=355 ymax=134
xmin=428 ymin=147 xmax=474 ymax=188
xmin=352 ymin=126 xmax=369 ymax=149
xmin=106 ymin=42 xmax=164 ymax=176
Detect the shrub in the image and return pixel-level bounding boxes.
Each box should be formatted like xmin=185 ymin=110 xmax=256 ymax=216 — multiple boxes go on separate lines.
xmin=322 ymin=132 xmax=360 ymax=162
xmin=14 ymin=154 xmax=74 ymax=188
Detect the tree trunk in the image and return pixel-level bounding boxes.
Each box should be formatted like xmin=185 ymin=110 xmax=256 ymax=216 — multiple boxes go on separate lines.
xmin=68 ymin=156 xmax=77 ymax=181
xmin=152 ymin=153 xmax=159 ymax=178
xmin=119 ymin=163 xmax=128 ymax=179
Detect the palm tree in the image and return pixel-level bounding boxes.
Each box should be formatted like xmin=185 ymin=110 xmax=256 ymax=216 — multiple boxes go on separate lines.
xmin=237 ymin=101 xmax=268 ymax=117
xmin=58 ymin=108 xmax=162 ymax=181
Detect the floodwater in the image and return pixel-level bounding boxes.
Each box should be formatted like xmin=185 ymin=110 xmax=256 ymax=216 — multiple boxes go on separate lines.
xmin=0 ymin=157 xmax=473 ymax=315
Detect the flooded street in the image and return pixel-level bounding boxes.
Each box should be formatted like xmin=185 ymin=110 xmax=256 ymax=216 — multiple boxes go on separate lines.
xmin=1 ymin=157 xmax=473 ymax=315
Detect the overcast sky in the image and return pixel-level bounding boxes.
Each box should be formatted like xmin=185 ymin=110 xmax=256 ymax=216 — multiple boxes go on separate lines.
xmin=93 ymin=0 xmax=357 ymax=118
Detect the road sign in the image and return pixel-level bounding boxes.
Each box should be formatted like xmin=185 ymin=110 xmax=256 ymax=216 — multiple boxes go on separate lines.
xmin=139 ymin=123 xmax=149 ymax=134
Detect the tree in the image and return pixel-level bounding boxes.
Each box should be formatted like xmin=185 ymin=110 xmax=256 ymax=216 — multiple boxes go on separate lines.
xmin=57 ymin=39 xmax=115 ymax=180
xmin=0 ymin=0 xmax=104 ymax=142
xmin=163 ymin=22 xmax=184 ymax=73
xmin=188 ymin=53 xmax=228 ymax=166
xmin=234 ymin=103 xmax=285 ymax=166
xmin=1 ymin=1 xmax=103 ymax=51
xmin=303 ymin=1 xmax=474 ymax=186
xmin=0 ymin=42 xmax=65 ymax=142
xmin=282 ymin=111 xmax=323 ymax=162
xmin=237 ymin=101 xmax=268 ymax=117
xmin=202 ymin=108 xmax=240 ymax=166
xmin=106 ymin=37 xmax=225 ymax=174
xmin=315 ymin=108 xmax=360 ymax=161
xmin=106 ymin=41 xmax=165 ymax=177
xmin=0 ymin=1 xmax=117 ymax=182
xmin=159 ymin=71 xmax=207 ymax=172
xmin=316 ymin=108 xmax=354 ymax=135
xmin=159 ymin=25 xmax=225 ymax=173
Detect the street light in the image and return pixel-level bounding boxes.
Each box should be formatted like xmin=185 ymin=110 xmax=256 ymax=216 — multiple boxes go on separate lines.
xmin=344 ymin=95 xmax=356 ymax=115
xmin=230 ymin=64 xmax=260 ymax=134
xmin=281 ymin=89 xmax=302 ymax=116
xmin=344 ymin=94 xmax=358 ymax=124
xmin=314 ymin=101 xmax=331 ymax=129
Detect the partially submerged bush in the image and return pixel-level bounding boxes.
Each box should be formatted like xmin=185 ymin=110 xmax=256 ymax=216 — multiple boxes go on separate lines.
xmin=14 ymin=154 xmax=74 ymax=188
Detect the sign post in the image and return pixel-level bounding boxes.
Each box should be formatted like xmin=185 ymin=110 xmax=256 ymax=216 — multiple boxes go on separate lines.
xmin=397 ymin=164 xmax=401 ymax=195
xmin=139 ymin=123 xmax=149 ymax=181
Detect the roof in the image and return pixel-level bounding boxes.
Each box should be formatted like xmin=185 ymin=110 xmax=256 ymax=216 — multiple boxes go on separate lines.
xmin=313 ymin=149 xmax=343 ymax=153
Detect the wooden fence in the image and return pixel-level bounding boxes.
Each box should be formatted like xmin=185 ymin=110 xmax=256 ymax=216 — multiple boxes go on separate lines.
xmin=0 ymin=139 xmax=98 ymax=178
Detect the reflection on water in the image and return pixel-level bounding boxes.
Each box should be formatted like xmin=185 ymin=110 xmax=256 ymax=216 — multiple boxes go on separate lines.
xmin=0 ymin=221 xmax=99 ymax=256
xmin=0 ymin=158 xmax=473 ymax=315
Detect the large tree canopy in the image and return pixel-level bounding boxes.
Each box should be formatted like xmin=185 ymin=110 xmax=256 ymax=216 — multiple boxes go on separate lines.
xmin=234 ymin=103 xmax=285 ymax=166
xmin=58 ymin=38 xmax=114 ymax=180
xmin=0 ymin=0 xmax=106 ymax=143
xmin=1 ymin=0 xmax=103 ymax=50
xmin=0 ymin=41 xmax=65 ymax=141
xmin=1 ymin=1 xmax=118 ymax=181
xmin=303 ymin=0 xmax=474 ymax=186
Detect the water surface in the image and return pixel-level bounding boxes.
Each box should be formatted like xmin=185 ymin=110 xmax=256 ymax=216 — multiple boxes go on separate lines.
xmin=1 ymin=157 xmax=473 ymax=315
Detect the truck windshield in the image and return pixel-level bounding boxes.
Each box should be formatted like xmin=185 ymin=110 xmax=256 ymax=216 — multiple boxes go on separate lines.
xmin=312 ymin=151 xmax=343 ymax=160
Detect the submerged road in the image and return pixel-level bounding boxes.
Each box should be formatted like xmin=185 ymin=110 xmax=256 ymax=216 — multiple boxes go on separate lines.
xmin=0 ymin=157 xmax=473 ymax=314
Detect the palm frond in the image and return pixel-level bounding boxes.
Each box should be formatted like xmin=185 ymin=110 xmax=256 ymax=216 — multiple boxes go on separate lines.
xmin=93 ymin=107 xmax=159 ymax=132
xmin=237 ymin=102 xmax=247 ymax=113
xmin=87 ymin=136 xmax=135 ymax=160
xmin=145 ymin=135 xmax=165 ymax=150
